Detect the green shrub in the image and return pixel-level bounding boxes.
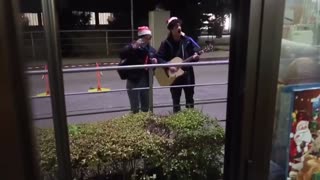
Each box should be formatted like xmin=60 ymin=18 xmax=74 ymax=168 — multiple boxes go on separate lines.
xmin=36 ymin=109 xmax=225 ymax=180
xmin=158 ymin=110 xmax=225 ymax=179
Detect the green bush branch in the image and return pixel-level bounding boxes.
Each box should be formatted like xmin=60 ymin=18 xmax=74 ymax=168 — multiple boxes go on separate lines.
xmin=36 ymin=109 xmax=225 ymax=180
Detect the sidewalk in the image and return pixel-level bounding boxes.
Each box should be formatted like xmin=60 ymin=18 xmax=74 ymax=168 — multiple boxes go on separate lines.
xmin=201 ymin=50 xmax=229 ymax=60
xmin=25 ymin=50 xmax=229 ymax=69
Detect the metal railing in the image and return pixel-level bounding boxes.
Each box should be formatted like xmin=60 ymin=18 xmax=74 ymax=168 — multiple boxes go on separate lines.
xmin=26 ymin=60 xmax=229 ymax=120
xmin=22 ymin=29 xmax=227 ymax=60
xmin=30 ymin=82 xmax=228 ymax=99
xmin=23 ymin=30 xmax=138 ymax=60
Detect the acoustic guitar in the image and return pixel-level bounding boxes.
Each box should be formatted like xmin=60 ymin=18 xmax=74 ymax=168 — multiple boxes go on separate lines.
xmin=155 ymin=48 xmax=212 ymax=86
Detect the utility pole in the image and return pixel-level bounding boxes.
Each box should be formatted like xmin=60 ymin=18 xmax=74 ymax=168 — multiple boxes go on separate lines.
xmin=131 ymin=0 xmax=134 ymax=41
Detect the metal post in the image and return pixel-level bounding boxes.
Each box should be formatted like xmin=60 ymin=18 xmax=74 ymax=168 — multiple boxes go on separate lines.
xmin=316 ymin=1 xmax=320 ymax=44
xmin=105 ymin=31 xmax=109 ymax=56
xmin=30 ymin=32 xmax=36 ymax=60
xmin=148 ymin=68 xmax=154 ymax=112
xmin=0 ymin=0 xmax=40 ymax=179
xmin=130 ymin=0 xmax=134 ymax=41
xmin=95 ymin=11 xmax=99 ymax=27
xmin=41 ymin=0 xmax=72 ymax=179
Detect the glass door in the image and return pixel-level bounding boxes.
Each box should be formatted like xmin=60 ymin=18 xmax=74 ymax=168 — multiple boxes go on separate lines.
xmin=269 ymin=0 xmax=320 ymax=179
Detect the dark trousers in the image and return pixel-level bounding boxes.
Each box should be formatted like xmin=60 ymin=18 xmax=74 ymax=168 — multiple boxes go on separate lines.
xmin=170 ymin=70 xmax=195 ymax=113
xmin=126 ymin=76 xmax=149 ymax=113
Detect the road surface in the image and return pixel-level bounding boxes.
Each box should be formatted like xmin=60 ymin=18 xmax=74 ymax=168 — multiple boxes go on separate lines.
xmin=27 ymin=61 xmax=228 ymax=128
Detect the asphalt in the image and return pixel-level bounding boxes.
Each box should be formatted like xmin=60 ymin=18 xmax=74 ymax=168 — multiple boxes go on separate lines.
xmin=29 ymin=63 xmax=229 ymax=128
xmin=25 ymin=50 xmax=230 ymax=128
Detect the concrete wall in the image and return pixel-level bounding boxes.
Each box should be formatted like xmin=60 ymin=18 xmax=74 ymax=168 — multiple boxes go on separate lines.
xmin=149 ymin=11 xmax=170 ymax=50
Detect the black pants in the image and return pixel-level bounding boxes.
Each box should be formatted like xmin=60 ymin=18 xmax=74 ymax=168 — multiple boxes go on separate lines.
xmin=170 ymin=70 xmax=195 ymax=113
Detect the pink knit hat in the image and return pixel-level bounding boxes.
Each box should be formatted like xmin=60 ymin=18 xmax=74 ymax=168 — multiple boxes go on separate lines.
xmin=137 ymin=26 xmax=152 ymax=37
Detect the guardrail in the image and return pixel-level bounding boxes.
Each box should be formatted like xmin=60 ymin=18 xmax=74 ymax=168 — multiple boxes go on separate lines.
xmin=22 ymin=29 xmax=226 ymax=61
xmin=23 ymin=30 xmax=138 ymax=60
xmin=27 ymin=60 xmax=229 ymax=120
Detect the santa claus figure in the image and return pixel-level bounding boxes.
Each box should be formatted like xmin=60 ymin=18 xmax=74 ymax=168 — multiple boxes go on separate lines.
xmin=289 ymin=111 xmax=313 ymax=178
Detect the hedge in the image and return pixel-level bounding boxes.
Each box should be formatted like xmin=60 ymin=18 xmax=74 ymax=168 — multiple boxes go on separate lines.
xmin=36 ymin=109 xmax=225 ymax=180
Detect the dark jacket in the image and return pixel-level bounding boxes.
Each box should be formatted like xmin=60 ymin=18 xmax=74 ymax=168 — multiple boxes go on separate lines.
xmin=119 ymin=43 xmax=157 ymax=82
xmin=157 ymin=35 xmax=201 ymax=84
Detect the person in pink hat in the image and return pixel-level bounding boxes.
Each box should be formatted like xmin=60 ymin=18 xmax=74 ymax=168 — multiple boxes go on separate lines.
xmin=119 ymin=26 xmax=157 ymax=113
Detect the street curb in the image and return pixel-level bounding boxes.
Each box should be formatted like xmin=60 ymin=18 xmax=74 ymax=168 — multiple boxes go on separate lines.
xmin=201 ymin=57 xmax=229 ymax=61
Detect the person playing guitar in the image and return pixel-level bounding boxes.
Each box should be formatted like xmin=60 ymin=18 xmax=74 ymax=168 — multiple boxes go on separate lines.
xmin=157 ymin=17 xmax=201 ymax=113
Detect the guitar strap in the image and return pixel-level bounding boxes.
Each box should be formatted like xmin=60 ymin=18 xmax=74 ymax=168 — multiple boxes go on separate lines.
xmin=173 ymin=40 xmax=185 ymax=60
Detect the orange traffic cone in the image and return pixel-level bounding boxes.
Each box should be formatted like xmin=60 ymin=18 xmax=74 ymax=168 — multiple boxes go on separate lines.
xmin=36 ymin=64 xmax=50 ymax=97
xmin=88 ymin=62 xmax=111 ymax=93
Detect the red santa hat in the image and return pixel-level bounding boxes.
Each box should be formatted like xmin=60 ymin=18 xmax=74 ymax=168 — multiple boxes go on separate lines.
xmin=166 ymin=17 xmax=182 ymax=30
xmin=137 ymin=26 xmax=152 ymax=37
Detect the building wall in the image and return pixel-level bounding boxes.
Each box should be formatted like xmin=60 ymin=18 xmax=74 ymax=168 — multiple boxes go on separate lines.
xmin=149 ymin=10 xmax=170 ymax=50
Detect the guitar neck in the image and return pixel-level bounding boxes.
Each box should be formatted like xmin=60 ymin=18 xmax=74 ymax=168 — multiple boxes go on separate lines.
xmin=182 ymin=50 xmax=203 ymax=63
xmin=180 ymin=47 xmax=212 ymax=63
xmin=182 ymin=56 xmax=195 ymax=63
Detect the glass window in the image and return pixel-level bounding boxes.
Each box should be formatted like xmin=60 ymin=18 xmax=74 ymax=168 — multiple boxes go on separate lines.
xmin=20 ymin=1 xmax=231 ymax=179
xmin=23 ymin=13 xmax=39 ymax=26
xmin=20 ymin=3 xmax=58 ymax=179
xmin=98 ymin=12 xmax=113 ymax=25
xmin=270 ymin=0 xmax=320 ymax=179
xmin=71 ymin=11 xmax=96 ymax=25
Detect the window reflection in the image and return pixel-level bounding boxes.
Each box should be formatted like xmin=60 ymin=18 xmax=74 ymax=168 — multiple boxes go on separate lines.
xmin=271 ymin=0 xmax=320 ymax=179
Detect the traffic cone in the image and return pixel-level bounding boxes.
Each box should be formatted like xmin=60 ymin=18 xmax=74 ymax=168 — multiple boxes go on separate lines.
xmin=88 ymin=62 xmax=111 ymax=93
xmin=36 ymin=64 xmax=50 ymax=97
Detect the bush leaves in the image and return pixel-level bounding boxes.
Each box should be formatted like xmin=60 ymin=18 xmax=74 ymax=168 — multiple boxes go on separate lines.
xmin=36 ymin=109 xmax=225 ymax=180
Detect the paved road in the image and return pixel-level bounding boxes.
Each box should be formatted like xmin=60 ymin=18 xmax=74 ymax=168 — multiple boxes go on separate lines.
xmin=27 ymin=61 xmax=228 ymax=128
